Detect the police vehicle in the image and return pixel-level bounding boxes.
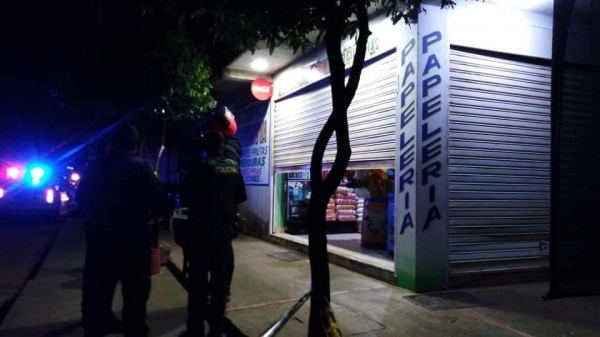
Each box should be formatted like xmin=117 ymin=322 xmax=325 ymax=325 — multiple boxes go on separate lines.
xmin=0 ymin=161 xmax=78 ymax=219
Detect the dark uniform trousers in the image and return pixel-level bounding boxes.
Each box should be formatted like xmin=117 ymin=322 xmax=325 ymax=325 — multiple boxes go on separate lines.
xmin=186 ymin=233 xmax=233 ymax=336
xmin=182 ymin=154 xmax=246 ymax=336
xmin=82 ymin=228 xmax=151 ymax=337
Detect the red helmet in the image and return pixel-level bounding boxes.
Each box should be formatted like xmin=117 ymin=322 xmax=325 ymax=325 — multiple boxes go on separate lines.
xmin=206 ymin=105 xmax=237 ymax=136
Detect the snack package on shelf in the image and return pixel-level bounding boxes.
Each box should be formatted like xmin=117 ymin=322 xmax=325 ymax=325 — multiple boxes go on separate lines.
xmin=336 ymin=186 xmax=350 ymax=195
xmin=356 ymin=197 xmax=365 ymax=223
xmin=326 ymin=212 xmax=336 ymax=222
xmin=337 ymin=209 xmax=357 ymax=216
xmin=335 ymin=198 xmax=356 ymax=205
xmin=326 ymin=197 xmax=337 ymax=221
xmin=337 ymin=215 xmax=357 ymax=221
xmin=335 ymin=204 xmax=356 ymax=210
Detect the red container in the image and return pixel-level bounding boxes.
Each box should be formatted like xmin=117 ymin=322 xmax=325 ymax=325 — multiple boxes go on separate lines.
xmin=150 ymin=219 xmax=161 ymax=275
xmin=151 ymin=243 xmax=161 ymax=275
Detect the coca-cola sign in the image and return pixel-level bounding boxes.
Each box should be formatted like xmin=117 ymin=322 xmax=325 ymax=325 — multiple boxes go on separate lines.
xmin=251 ymin=77 xmax=273 ymax=101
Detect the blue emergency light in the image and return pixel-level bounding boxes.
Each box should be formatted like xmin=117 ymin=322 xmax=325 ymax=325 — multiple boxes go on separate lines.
xmin=26 ymin=165 xmax=50 ymax=186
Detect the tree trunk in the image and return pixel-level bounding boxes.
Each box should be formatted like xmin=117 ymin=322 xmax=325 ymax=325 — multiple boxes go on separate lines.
xmin=154 ymin=117 xmax=167 ymax=174
xmin=307 ymin=2 xmax=371 ymax=335
xmin=139 ymin=136 xmax=147 ymax=159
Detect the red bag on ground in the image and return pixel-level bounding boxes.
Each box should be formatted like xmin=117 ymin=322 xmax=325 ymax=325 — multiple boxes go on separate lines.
xmin=150 ymin=218 xmax=161 ymax=275
xmin=151 ymin=244 xmax=161 ymax=275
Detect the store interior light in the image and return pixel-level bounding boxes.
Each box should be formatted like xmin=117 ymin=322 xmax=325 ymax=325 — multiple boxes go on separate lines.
xmin=0 ymin=188 xmax=4 ymax=199
xmin=251 ymin=59 xmax=269 ymax=71
xmin=71 ymin=172 xmax=81 ymax=182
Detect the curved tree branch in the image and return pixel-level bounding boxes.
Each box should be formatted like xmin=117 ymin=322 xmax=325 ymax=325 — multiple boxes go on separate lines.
xmin=324 ymin=8 xmax=347 ymax=114
xmin=344 ymin=0 xmax=371 ymax=106
xmin=310 ymin=112 xmax=336 ymax=189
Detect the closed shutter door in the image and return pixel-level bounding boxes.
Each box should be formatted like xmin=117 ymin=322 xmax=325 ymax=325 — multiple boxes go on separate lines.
xmin=273 ymin=52 xmax=397 ymax=170
xmin=448 ymin=48 xmax=552 ymax=275
xmin=551 ymin=64 xmax=600 ymax=297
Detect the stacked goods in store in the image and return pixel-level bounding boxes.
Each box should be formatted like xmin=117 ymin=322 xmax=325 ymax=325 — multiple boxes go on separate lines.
xmin=356 ymin=197 xmax=365 ymax=231
xmin=326 ymin=198 xmax=337 ymax=222
xmin=335 ymin=186 xmax=358 ymax=222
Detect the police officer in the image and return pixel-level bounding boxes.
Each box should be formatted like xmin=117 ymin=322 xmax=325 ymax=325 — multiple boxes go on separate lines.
xmin=205 ymin=105 xmax=242 ymax=303
xmin=76 ymin=124 xmax=165 ymax=337
xmin=180 ymin=130 xmax=247 ymax=337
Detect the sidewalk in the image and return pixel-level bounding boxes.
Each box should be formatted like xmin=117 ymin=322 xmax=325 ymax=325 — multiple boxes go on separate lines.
xmin=162 ymin=233 xmax=600 ymax=337
xmin=1 ymin=217 xmax=599 ymax=336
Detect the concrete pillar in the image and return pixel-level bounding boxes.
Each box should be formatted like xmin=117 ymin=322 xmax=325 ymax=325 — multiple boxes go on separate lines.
xmin=395 ymin=4 xmax=450 ymax=292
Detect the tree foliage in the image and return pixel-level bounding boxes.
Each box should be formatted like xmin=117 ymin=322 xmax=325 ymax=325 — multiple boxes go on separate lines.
xmin=42 ymin=0 xmax=231 ymax=163
xmin=180 ymin=1 xmax=454 ymax=55
xmin=46 ymin=0 xmax=225 ymax=130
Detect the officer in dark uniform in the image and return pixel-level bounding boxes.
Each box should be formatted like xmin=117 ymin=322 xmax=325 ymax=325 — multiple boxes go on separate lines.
xmin=180 ymin=130 xmax=247 ymax=337
xmin=205 ymin=105 xmax=242 ymax=303
xmin=76 ymin=124 xmax=165 ymax=337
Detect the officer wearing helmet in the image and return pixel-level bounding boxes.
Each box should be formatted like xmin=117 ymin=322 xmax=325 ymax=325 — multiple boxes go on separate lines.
xmin=178 ymin=104 xmax=242 ymax=303
xmin=179 ymin=129 xmax=247 ymax=336
xmin=205 ymin=104 xmax=242 ymax=302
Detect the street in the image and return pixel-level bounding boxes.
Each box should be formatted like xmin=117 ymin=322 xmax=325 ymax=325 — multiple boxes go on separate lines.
xmin=0 ymin=213 xmax=60 ymax=327
xmin=0 ymin=215 xmax=188 ymax=337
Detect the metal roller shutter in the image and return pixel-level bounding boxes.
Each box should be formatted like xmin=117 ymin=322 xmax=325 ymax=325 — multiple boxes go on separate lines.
xmin=273 ymin=52 xmax=397 ymax=170
xmin=448 ymin=48 xmax=552 ymax=275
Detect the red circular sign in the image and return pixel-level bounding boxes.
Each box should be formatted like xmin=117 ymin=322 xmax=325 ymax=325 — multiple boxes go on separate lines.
xmin=251 ymin=77 xmax=273 ymax=101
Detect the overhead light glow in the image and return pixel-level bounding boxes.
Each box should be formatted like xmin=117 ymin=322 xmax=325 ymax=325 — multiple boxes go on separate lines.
xmin=70 ymin=173 xmax=81 ymax=182
xmin=251 ymin=59 xmax=269 ymax=71
xmin=7 ymin=167 xmax=20 ymax=179
xmin=60 ymin=192 xmax=69 ymax=203
xmin=0 ymin=188 xmax=4 ymax=199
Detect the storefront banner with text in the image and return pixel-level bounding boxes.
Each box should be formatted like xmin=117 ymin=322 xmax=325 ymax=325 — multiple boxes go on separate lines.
xmin=237 ymin=103 xmax=270 ymax=186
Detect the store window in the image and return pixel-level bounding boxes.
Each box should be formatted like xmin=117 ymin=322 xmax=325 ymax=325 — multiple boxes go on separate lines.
xmin=282 ymin=169 xmax=395 ymax=261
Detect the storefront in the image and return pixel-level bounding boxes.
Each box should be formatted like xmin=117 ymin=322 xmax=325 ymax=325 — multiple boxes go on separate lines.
xmin=229 ymin=0 xmax=554 ymax=292
xmin=268 ymin=13 xmax=401 ymax=272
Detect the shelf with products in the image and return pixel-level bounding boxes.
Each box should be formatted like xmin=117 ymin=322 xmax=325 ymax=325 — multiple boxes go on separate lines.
xmin=284 ymin=171 xmax=359 ymax=235
xmin=324 ymin=177 xmax=360 ymax=234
